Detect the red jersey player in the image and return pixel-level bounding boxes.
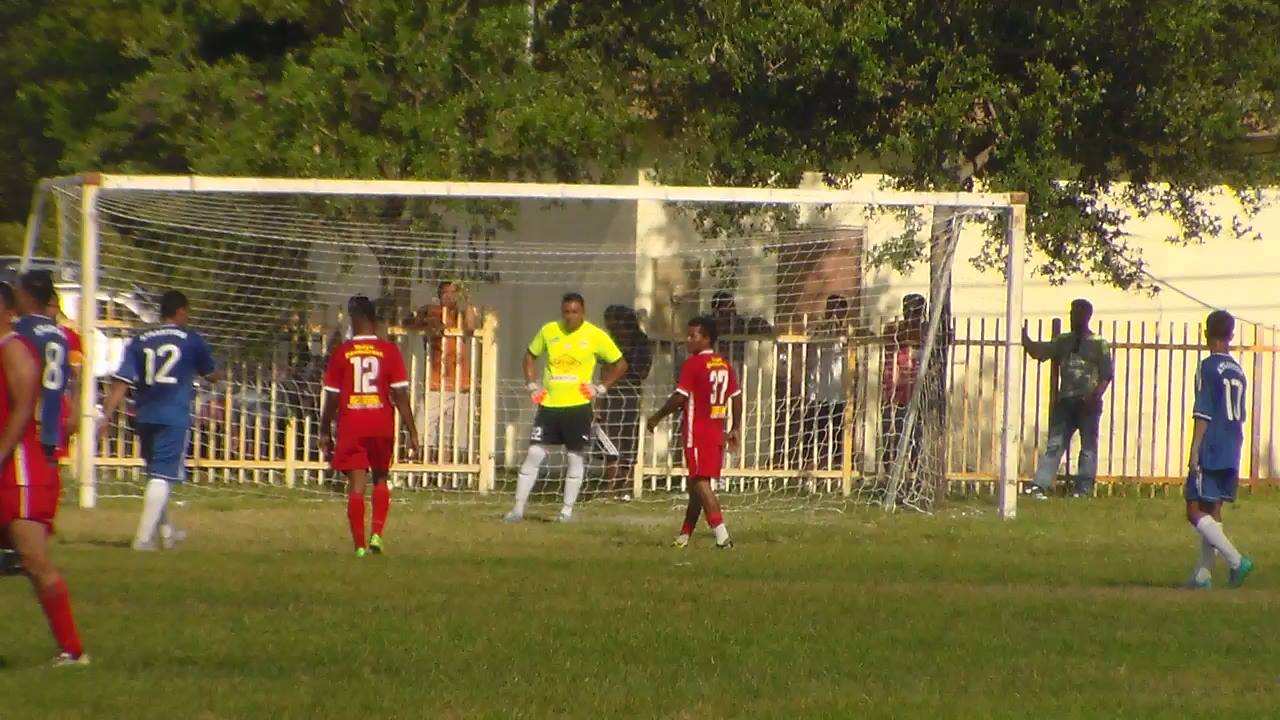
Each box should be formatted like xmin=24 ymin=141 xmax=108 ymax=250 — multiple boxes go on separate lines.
xmin=0 ymin=282 xmax=87 ymax=665
xmin=320 ymin=296 xmax=420 ymax=558
xmin=646 ymin=316 xmax=741 ymax=549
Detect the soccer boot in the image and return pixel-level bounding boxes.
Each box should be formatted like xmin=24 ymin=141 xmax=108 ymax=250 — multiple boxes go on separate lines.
xmin=160 ymin=528 xmax=188 ymax=551
xmin=1229 ymin=556 xmax=1254 ymax=588
xmin=672 ymin=534 xmax=690 ymax=548
xmin=715 ymin=539 xmax=735 ymax=550
xmin=1182 ymin=578 xmax=1213 ymax=590
xmin=131 ymin=540 xmax=159 ymax=552
xmin=502 ymin=510 xmax=524 ymax=523
xmin=556 ymin=510 xmax=574 ymax=523
xmin=50 ymin=652 xmax=90 ymax=668
xmin=354 ymin=547 xmax=368 ymax=559
xmin=0 ymin=548 xmax=24 ymax=576
xmin=368 ymin=534 xmax=384 ymax=555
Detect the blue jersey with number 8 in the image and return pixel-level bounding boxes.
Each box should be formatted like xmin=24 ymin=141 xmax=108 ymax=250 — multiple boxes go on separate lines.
xmin=1193 ymin=353 xmax=1247 ymax=472
xmin=114 ymin=325 xmax=216 ymax=427
xmin=14 ymin=314 xmax=70 ymax=450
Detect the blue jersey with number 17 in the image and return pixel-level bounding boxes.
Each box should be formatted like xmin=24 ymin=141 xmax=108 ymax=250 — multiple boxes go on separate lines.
xmin=1193 ymin=353 xmax=1247 ymax=472
xmin=114 ymin=325 xmax=216 ymax=427
xmin=14 ymin=314 xmax=70 ymax=450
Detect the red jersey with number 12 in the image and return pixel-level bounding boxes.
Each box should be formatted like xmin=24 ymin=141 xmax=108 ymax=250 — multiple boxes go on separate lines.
xmin=675 ymin=350 xmax=740 ymax=449
xmin=323 ymin=336 xmax=409 ymax=440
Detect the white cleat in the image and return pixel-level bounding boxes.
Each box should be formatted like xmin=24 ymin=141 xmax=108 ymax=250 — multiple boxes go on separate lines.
xmin=131 ymin=540 xmax=159 ymax=552
xmin=50 ymin=652 xmax=90 ymax=668
xmin=556 ymin=510 xmax=573 ymax=523
xmin=715 ymin=539 xmax=735 ymax=550
xmin=672 ymin=534 xmax=690 ymax=548
xmin=502 ymin=511 xmax=524 ymax=523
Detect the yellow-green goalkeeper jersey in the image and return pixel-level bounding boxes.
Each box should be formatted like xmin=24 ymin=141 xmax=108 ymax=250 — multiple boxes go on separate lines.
xmin=528 ymin=320 xmax=623 ymax=408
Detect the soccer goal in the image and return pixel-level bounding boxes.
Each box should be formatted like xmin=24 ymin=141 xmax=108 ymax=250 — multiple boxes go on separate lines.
xmin=24 ymin=174 xmax=1027 ymax=517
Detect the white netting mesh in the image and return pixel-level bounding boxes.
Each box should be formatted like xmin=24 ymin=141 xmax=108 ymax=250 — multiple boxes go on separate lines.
xmin=45 ymin=183 xmax=998 ymax=512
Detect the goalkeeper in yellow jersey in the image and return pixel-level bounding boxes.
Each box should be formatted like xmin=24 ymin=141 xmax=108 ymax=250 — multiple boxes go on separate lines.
xmin=504 ymin=293 xmax=627 ymax=522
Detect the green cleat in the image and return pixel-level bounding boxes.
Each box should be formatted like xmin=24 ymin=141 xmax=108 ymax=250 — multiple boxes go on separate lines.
xmin=355 ymin=547 xmax=367 ymax=559
xmin=368 ymin=534 xmax=384 ymax=555
xmin=1229 ymin=556 xmax=1254 ymax=588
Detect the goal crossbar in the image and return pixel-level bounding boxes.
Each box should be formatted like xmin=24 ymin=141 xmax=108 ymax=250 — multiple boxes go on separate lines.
xmin=45 ymin=173 xmax=1026 ymax=209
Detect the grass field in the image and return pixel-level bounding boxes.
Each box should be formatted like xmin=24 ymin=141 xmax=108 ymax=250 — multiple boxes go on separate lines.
xmin=3 ymin=492 xmax=1280 ymax=719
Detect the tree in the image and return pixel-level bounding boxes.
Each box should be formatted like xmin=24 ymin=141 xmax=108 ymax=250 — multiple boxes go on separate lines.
xmin=543 ymin=0 xmax=1280 ymax=287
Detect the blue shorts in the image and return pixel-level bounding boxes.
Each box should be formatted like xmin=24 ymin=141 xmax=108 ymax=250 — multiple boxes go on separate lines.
xmin=138 ymin=423 xmax=191 ymax=484
xmin=1185 ymin=467 xmax=1238 ymax=504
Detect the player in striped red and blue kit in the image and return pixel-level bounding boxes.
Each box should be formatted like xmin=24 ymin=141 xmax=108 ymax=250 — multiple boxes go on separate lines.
xmin=1183 ymin=310 xmax=1253 ymax=589
xmin=0 ymin=282 xmax=87 ymax=665
xmin=13 ymin=271 xmax=72 ymax=470
xmin=102 ymin=291 xmax=219 ymax=551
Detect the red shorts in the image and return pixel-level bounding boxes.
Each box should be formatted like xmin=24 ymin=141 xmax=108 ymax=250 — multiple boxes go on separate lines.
xmin=0 ymin=482 xmax=59 ymax=529
xmin=683 ymin=443 xmax=724 ymax=480
xmin=332 ymin=435 xmax=394 ymax=473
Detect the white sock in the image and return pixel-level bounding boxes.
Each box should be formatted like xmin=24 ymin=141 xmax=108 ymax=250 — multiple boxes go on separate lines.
xmin=1192 ymin=537 xmax=1216 ymax=584
xmin=712 ymin=523 xmax=730 ymax=544
xmin=135 ymin=478 xmax=170 ymax=545
xmin=1194 ymin=516 xmax=1242 ymax=569
xmin=512 ymin=445 xmax=547 ymax=516
xmin=560 ymin=452 xmax=585 ymax=517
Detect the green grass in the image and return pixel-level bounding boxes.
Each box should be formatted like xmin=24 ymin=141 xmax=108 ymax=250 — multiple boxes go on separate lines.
xmin=4 ymin=494 xmax=1280 ymax=719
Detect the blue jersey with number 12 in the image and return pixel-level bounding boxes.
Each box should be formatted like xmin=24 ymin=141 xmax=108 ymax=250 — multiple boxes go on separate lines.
xmin=114 ymin=325 xmax=216 ymax=427
xmin=14 ymin=314 xmax=70 ymax=450
xmin=1193 ymin=353 xmax=1247 ymax=472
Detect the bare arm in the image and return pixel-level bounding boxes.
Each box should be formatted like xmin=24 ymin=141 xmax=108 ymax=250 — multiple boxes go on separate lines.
xmin=461 ymin=304 xmax=479 ymax=333
xmin=65 ymin=366 xmax=82 ymax=438
xmin=599 ymin=358 xmax=628 ymax=389
xmin=392 ymin=386 xmax=421 ymax=457
xmin=318 ymin=389 xmax=338 ymax=457
xmin=726 ymin=393 xmax=743 ymax=449
xmin=101 ymin=380 xmax=130 ymax=426
xmin=0 ymin=341 xmax=37 ymax=461
xmin=523 ymin=351 xmax=538 ymax=386
xmin=1187 ymin=418 xmax=1209 ymax=471
xmin=1021 ymin=326 xmax=1055 ymax=362
xmin=645 ymin=392 xmax=686 ymax=431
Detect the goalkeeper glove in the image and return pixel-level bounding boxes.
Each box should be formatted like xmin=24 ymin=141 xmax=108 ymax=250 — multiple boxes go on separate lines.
xmin=527 ymin=382 xmax=547 ymax=406
xmin=581 ymin=383 xmax=608 ymax=399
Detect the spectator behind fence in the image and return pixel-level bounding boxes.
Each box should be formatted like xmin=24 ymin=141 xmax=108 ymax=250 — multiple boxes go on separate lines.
xmin=710 ymin=290 xmax=772 ymax=376
xmin=1021 ymin=298 xmax=1113 ymax=499
xmin=406 ymin=281 xmax=479 ymax=463
xmin=598 ymin=305 xmax=653 ymax=496
xmin=881 ymin=294 xmax=926 ymax=478
xmin=805 ymin=295 xmax=852 ymax=468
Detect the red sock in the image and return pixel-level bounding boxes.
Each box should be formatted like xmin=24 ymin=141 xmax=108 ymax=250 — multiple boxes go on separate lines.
xmin=707 ymin=512 xmax=724 ymax=529
xmin=371 ymin=483 xmax=390 ymax=536
xmin=39 ymin=578 xmax=83 ymax=657
xmin=347 ymin=493 xmax=366 ymax=550
xmin=680 ymin=521 xmax=696 ymax=536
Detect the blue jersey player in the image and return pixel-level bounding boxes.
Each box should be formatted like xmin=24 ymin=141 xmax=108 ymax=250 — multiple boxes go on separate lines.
xmin=101 ymin=291 xmax=219 ymax=551
xmin=1184 ymin=310 xmax=1253 ymax=589
xmin=13 ymin=271 xmax=72 ymax=465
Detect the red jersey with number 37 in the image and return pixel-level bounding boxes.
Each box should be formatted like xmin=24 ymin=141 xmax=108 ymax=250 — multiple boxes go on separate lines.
xmin=323 ymin=336 xmax=409 ymax=440
xmin=675 ymin=350 xmax=740 ymax=449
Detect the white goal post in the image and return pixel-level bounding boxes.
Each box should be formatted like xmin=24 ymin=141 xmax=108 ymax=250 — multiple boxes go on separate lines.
xmin=24 ymin=173 xmax=1027 ymax=518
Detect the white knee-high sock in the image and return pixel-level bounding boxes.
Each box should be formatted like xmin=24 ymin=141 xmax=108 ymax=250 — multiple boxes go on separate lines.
xmin=1192 ymin=537 xmax=1216 ymax=584
xmin=135 ymin=478 xmax=170 ymax=545
xmin=512 ymin=445 xmax=547 ymax=516
xmin=561 ymin=452 xmax=585 ymax=517
xmin=1194 ymin=516 xmax=1242 ymax=569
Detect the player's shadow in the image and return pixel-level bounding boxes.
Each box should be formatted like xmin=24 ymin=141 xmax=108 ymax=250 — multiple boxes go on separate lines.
xmin=74 ymin=538 xmax=134 ymax=549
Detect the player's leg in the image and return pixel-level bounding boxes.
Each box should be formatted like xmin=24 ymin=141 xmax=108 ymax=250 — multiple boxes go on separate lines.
xmin=557 ymin=406 xmax=593 ymax=521
xmin=1028 ymin=400 xmax=1071 ymax=496
xmin=507 ymin=408 xmax=555 ymax=521
xmin=1205 ymin=473 xmax=1253 ymax=586
xmin=1185 ymin=469 xmax=1248 ymax=584
xmin=691 ymin=478 xmax=732 ymax=548
xmin=367 ymin=438 xmax=394 ymax=553
xmin=346 ymin=468 xmax=370 ymax=555
xmin=133 ymin=423 xmax=179 ymax=550
xmin=9 ymin=507 xmax=86 ymax=663
xmin=674 ymin=488 xmax=702 ymax=547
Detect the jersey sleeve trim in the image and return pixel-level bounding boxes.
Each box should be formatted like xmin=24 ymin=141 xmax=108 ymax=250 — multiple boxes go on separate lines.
xmin=111 ymin=374 xmax=135 ymax=386
xmin=1192 ymin=411 xmax=1212 ymax=421
xmin=674 ymin=387 xmax=690 ymax=397
xmin=728 ymin=388 xmax=742 ymax=398
xmin=389 ymin=380 xmax=410 ymax=388
xmin=323 ymin=385 xmax=340 ymax=394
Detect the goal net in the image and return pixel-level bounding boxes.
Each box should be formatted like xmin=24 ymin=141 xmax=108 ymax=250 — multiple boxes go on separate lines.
xmin=32 ymin=176 xmax=1025 ymax=516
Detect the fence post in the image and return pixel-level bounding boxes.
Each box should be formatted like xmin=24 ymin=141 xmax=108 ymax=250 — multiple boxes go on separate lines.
xmin=841 ymin=337 xmax=856 ymax=496
xmin=477 ymin=311 xmax=499 ymax=495
xmin=1250 ymin=324 xmax=1263 ymax=482
xmin=284 ymin=418 xmax=297 ymax=488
